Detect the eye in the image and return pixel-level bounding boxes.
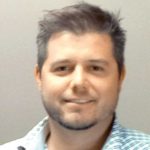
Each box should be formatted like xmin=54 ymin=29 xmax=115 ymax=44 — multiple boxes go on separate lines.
xmin=53 ymin=65 xmax=73 ymax=76
xmin=56 ymin=66 xmax=69 ymax=71
xmin=90 ymin=65 xmax=104 ymax=71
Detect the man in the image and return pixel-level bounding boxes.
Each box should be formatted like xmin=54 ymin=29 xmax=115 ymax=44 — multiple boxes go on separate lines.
xmin=1 ymin=2 xmax=150 ymax=150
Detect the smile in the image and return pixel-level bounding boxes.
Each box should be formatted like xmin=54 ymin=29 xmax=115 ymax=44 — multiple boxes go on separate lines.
xmin=64 ymin=99 xmax=95 ymax=104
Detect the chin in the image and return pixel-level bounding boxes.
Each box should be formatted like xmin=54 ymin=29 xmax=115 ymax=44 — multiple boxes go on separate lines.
xmin=56 ymin=118 xmax=98 ymax=130
xmin=50 ymin=109 xmax=97 ymax=130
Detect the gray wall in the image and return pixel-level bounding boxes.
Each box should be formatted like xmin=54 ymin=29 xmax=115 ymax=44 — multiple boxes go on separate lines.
xmin=0 ymin=0 xmax=150 ymax=144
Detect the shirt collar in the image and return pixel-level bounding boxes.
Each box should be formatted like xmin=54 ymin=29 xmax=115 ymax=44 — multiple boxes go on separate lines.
xmin=18 ymin=116 xmax=122 ymax=150
xmin=18 ymin=116 xmax=49 ymax=150
xmin=102 ymin=117 xmax=123 ymax=149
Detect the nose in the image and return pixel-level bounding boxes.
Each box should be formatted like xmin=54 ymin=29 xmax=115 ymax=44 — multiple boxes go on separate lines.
xmin=70 ymin=66 xmax=88 ymax=94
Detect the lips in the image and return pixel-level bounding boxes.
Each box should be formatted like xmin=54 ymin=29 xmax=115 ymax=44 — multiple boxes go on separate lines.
xmin=64 ymin=99 xmax=95 ymax=104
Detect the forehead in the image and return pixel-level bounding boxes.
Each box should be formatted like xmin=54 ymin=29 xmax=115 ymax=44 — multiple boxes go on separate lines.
xmin=46 ymin=31 xmax=114 ymax=61
xmin=48 ymin=31 xmax=112 ymax=47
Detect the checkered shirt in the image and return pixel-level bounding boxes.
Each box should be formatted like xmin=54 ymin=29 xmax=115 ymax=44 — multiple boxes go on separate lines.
xmin=1 ymin=116 xmax=150 ymax=150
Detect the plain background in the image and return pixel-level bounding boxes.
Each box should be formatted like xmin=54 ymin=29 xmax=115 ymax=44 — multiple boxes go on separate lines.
xmin=0 ymin=0 xmax=150 ymax=144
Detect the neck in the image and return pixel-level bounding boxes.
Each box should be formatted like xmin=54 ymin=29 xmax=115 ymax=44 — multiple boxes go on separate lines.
xmin=47 ymin=115 xmax=114 ymax=150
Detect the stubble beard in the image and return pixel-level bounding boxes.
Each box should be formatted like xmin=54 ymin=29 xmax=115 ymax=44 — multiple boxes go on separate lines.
xmin=41 ymin=90 xmax=119 ymax=131
xmin=42 ymin=98 xmax=97 ymax=131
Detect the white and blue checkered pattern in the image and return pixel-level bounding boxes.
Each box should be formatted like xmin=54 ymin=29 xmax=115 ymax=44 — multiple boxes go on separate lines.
xmin=1 ymin=116 xmax=150 ymax=150
xmin=103 ymin=118 xmax=150 ymax=149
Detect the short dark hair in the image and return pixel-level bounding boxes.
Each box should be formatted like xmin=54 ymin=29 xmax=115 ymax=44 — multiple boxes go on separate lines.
xmin=36 ymin=2 xmax=126 ymax=75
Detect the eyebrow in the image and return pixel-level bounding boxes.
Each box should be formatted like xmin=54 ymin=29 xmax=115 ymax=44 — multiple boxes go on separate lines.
xmin=50 ymin=59 xmax=73 ymax=67
xmin=50 ymin=59 xmax=109 ymax=66
xmin=87 ymin=59 xmax=109 ymax=66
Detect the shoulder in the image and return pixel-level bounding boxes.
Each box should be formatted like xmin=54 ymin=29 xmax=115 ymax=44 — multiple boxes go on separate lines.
xmin=105 ymin=118 xmax=150 ymax=149
xmin=0 ymin=117 xmax=49 ymax=150
xmin=0 ymin=138 xmax=24 ymax=150
xmin=119 ymin=126 xmax=150 ymax=149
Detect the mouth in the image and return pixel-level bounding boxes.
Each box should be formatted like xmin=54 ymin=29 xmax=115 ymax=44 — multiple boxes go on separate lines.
xmin=64 ymin=99 xmax=95 ymax=104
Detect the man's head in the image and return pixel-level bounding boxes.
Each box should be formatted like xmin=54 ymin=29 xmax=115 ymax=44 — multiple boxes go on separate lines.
xmin=36 ymin=2 xmax=126 ymax=76
xmin=35 ymin=3 xmax=126 ymax=131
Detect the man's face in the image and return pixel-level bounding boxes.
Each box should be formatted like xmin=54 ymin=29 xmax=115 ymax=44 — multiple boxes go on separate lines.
xmin=35 ymin=32 xmax=125 ymax=130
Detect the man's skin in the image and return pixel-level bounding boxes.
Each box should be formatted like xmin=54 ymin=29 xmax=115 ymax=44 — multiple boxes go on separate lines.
xmin=34 ymin=31 xmax=125 ymax=150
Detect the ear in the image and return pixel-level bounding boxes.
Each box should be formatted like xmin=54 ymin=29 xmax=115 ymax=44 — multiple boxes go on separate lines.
xmin=120 ymin=65 xmax=126 ymax=82
xmin=118 ymin=65 xmax=126 ymax=90
xmin=34 ymin=64 xmax=42 ymax=90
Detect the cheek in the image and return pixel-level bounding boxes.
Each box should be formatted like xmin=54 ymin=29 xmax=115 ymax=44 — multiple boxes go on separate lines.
xmin=93 ymin=77 xmax=120 ymax=97
xmin=41 ymin=76 xmax=69 ymax=98
xmin=95 ymin=79 xmax=120 ymax=112
xmin=103 ymin=82 xmax=120 ymax=97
